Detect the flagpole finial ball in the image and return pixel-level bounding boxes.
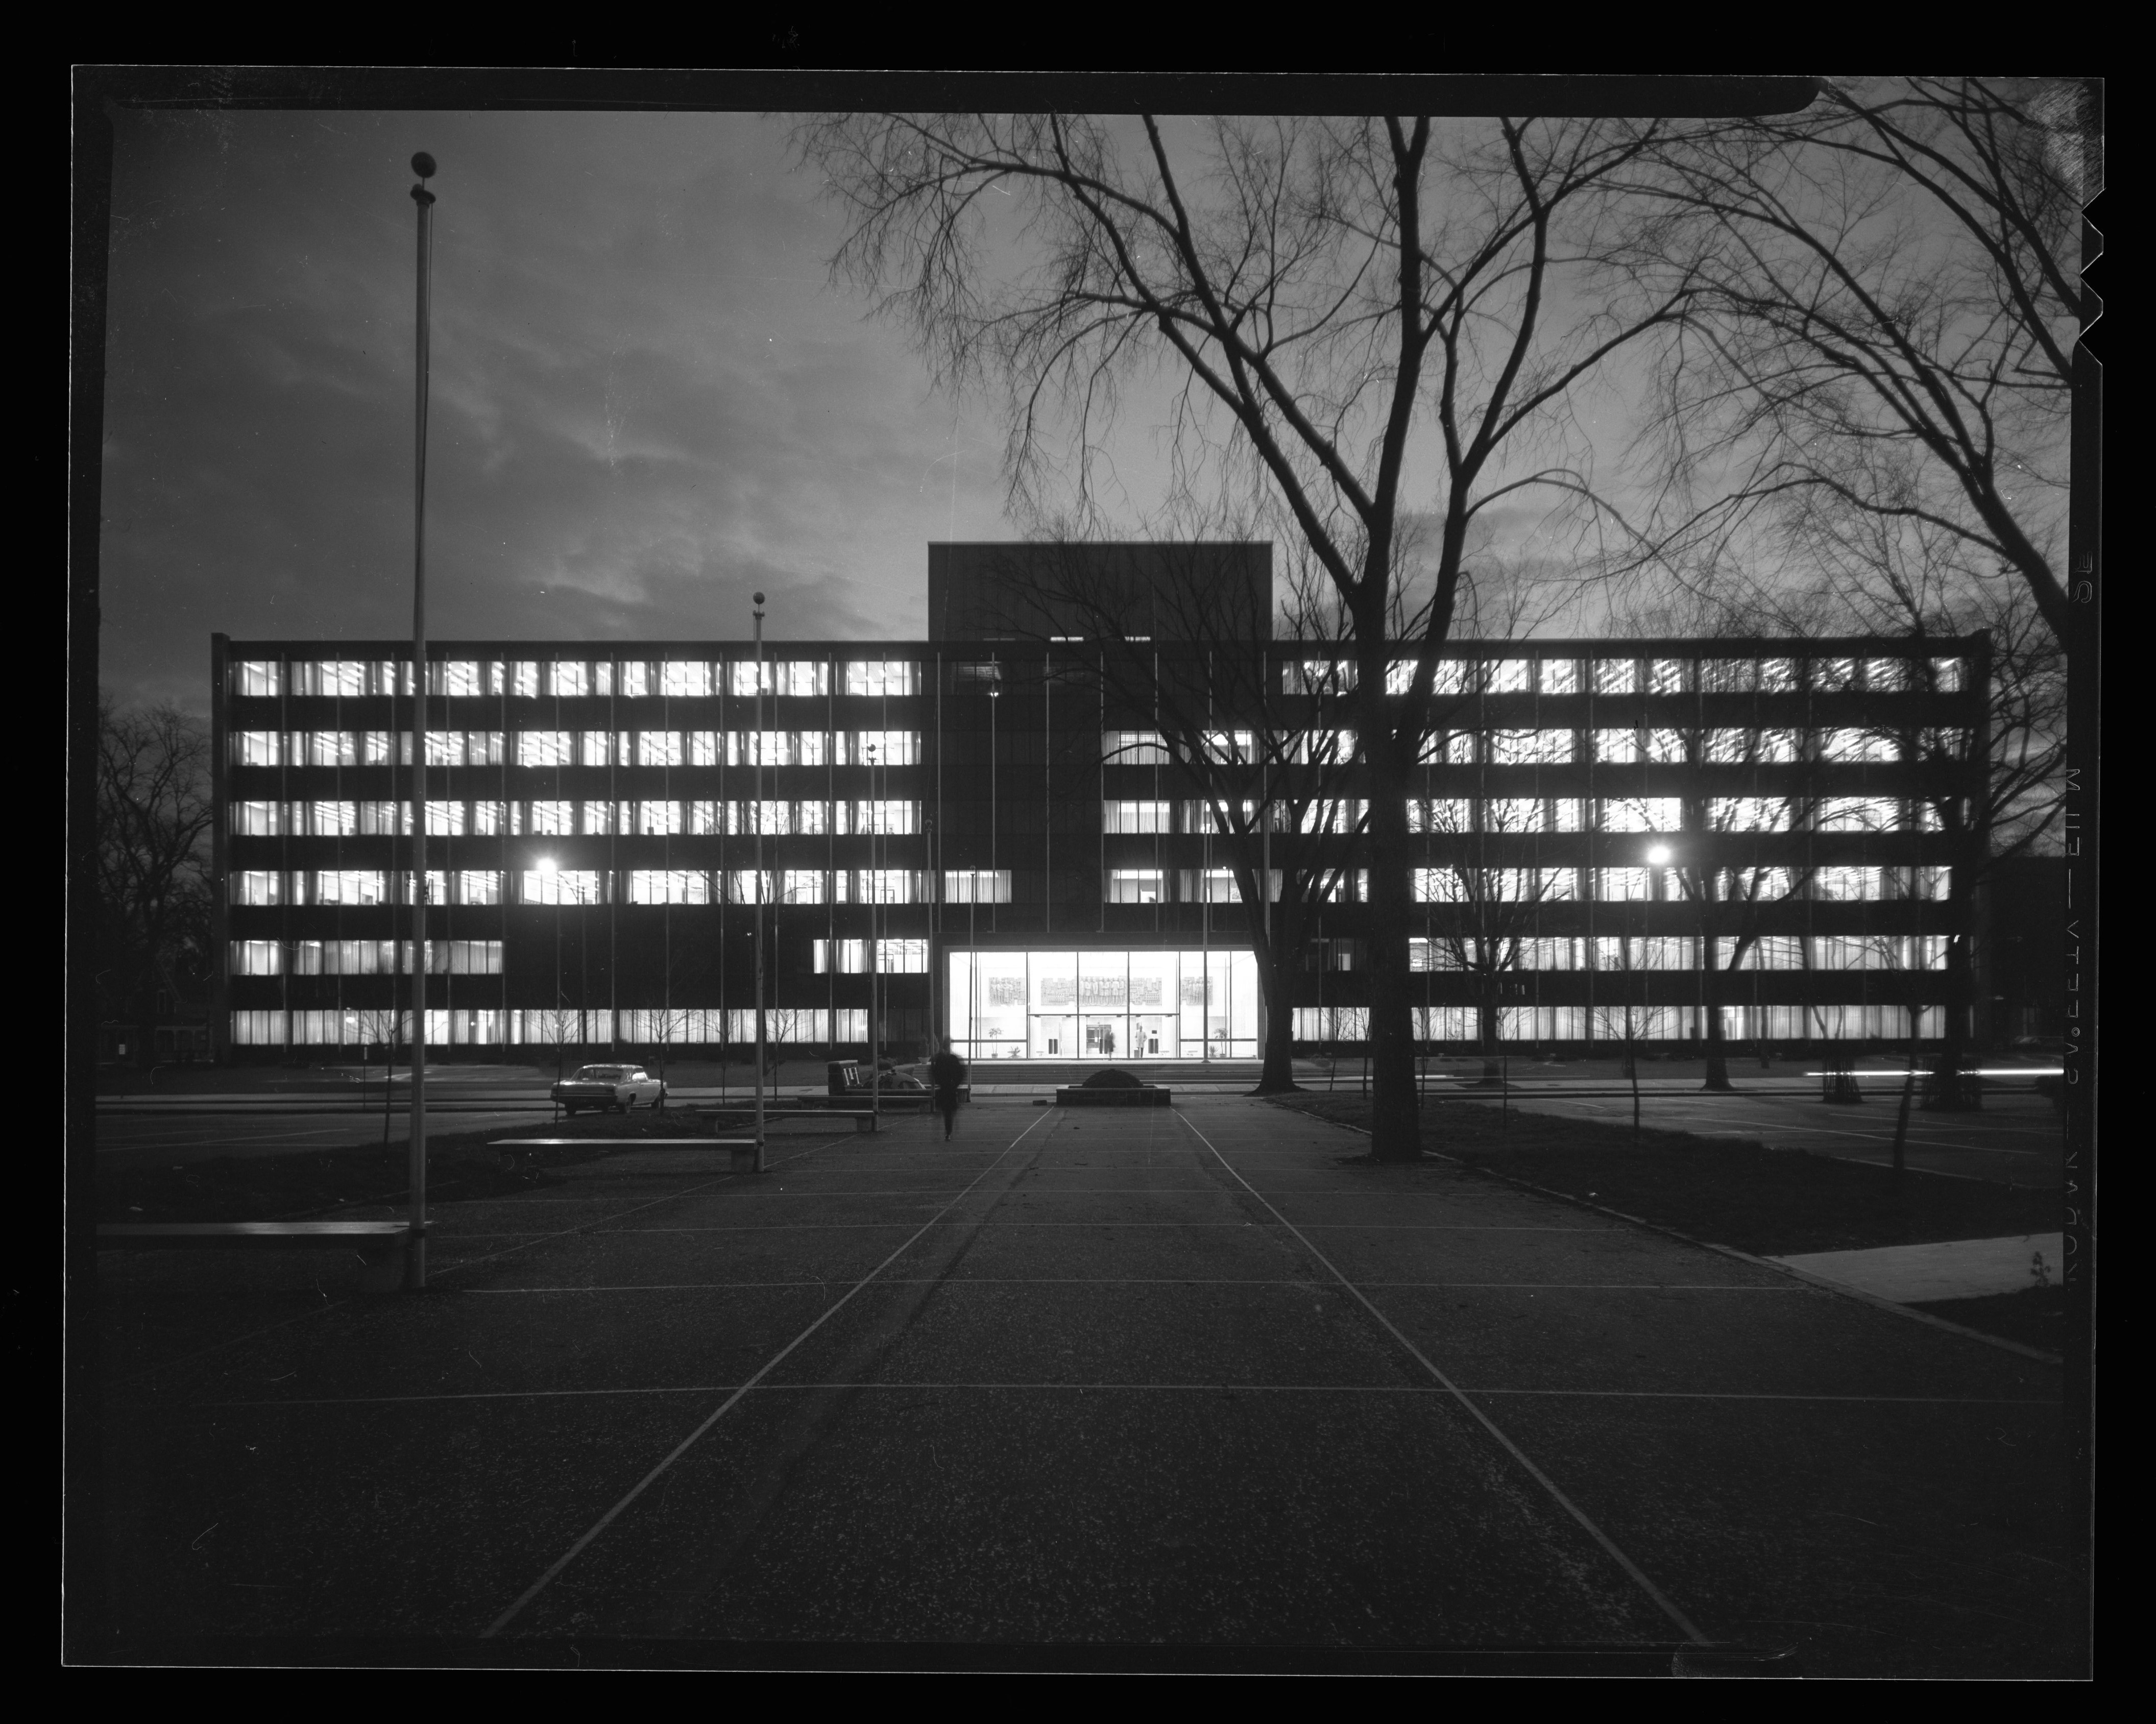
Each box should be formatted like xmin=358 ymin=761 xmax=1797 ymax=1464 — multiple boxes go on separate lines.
xmin=411 ymin=153 xmax=438 ymax=179
xmin=754 ymin=591 xmax=766 ymax=605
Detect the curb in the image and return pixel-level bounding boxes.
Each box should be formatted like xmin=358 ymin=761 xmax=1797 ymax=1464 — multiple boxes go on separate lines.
xmin=1259 ymin=1097 xmax=2065 ymax=1369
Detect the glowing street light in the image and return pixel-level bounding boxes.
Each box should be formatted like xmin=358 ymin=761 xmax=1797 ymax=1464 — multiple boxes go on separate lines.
xmin=1645 ymin=843 xmax=1673 ymax=865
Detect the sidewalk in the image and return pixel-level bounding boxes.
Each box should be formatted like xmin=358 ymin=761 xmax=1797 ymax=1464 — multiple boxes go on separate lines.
xmin=1771 ymin=1234 xmax=2064 ymax=1303
xmin=89 ymin=1095 xmax=2078 ymax=1674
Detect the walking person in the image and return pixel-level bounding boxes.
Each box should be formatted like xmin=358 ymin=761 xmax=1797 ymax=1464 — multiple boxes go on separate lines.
xmin=929 ymin=1036 xmax=968 ymax=1141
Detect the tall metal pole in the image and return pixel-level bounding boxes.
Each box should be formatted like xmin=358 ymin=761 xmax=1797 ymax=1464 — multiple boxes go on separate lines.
xmin=868 ymin=742 xmax=880 ymax=1134
xmin=405 ymin=152 xmax=437 ymax=1291
xmin=753 ymin=594 xmax=768 ymax=1171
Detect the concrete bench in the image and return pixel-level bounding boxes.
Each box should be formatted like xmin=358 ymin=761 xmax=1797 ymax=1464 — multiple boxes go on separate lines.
xmin=95 ymin=1221 xmax=418 ymax=1292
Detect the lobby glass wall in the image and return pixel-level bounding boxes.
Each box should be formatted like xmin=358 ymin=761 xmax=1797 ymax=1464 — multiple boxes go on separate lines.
xmin=948 ymin=948 xmax=1259 ymax=1060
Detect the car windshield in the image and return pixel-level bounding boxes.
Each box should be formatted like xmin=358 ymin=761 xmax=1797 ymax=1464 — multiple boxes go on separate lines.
xmin=570 ymin=1066 xmax=632 ymax=1081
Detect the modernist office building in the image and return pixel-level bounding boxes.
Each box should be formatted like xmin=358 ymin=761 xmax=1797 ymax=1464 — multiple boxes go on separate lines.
xmin=211 ymin=543 xmax=1989 ymax=1064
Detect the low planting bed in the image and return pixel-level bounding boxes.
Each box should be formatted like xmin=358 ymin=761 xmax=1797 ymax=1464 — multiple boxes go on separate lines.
xmin=1269 ymin=1091 xmax=2062 ymax=1265
xmin=1057 ymin=1069 xmax=1172 ymax=1107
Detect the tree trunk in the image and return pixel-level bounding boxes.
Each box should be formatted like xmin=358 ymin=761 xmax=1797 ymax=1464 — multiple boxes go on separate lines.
xmin=1362 ymin=782 xmax=1421 ymax=1160
xmin=1475 ymin=984 xmax=1501 ymax=1081
xmin=1253 ymin=941 xmax=1301 ymax=1094
xmin=1700 ymin=962 xmax=1734 ymax=1091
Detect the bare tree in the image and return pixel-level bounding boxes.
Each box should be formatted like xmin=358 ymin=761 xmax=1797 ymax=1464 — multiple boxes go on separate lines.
xmin=796 ymin=112 xmax=1705 ymax=1157
xmin=1611 ymin=78 xmax=2093 ymax=652
xmin=94 ymin=696 xmax=215 ymax=1066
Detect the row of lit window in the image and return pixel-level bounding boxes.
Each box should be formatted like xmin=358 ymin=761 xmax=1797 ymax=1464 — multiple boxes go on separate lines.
xmin=232 ymin=660 xmax=924 ymax=700
xmin=226 ymin=1007 xmax=883 ymax=1048
xmin=229 ymin=939 xmax=503 ymax=976
xmin=231 ymin=798 xmax=924 ymax=838
xmin=233 ymin=722 xmax=1922 ymax=774
xmin=1297 ymin=1006 xmax=1952 ymax=1043
xmin=1280 ymin=655 xmax=1965 ymax=696
xmin=229 ymin=729 xmax=923 ymax=769
xmin=1411 ymin=866 xmax=1949 ymax=904
xmin=227 ymin=867 xmax=1013 ymax=908
xmin=1111 ymin=726 xmax=1909 ymax=766
xmin=1405 ymin=935 xmax=1951 ymax=973
xmin=1109 ymin=795 xmax=1933 ymax=836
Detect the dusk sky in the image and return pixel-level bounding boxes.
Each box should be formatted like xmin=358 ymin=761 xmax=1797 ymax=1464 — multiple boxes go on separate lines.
xmin=100 ymin=107 xmax=1037 ymax=714
xmin=98 ymin=103 xmax=1688 ymax=717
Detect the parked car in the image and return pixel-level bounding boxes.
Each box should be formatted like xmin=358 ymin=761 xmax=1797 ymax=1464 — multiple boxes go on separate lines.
xmin=552 ymin=1063 xmax=667 ymax=1114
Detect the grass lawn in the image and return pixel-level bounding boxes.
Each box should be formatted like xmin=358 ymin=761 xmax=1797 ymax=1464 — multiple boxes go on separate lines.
xmin=91 ymin=1107 xmax=735 ymax=1223
xmin=1269 ymin=1092 xmax=2062 ymax=1259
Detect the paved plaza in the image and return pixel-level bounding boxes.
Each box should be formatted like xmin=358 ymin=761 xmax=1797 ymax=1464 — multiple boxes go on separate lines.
xmin=87 ymin=1096 xmax=2079 ymax=1674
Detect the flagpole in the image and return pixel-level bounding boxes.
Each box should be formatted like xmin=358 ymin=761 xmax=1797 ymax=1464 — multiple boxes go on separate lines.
xmin=405 ymin=151 xmax=437 ymax=1290
xmin=753 ymin=591 xmax=767 ymax=1173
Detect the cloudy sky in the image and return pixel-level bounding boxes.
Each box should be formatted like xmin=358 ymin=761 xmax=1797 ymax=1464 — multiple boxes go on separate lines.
xmin=99 ymin=103 xmax=1688 ymax=716
xmin=100 ymin=107 xmax=1036 ymax=712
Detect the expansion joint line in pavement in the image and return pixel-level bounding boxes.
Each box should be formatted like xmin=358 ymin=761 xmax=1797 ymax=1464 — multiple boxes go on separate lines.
xmin=479 ymin=1108 xmax=1057 ymax=1639
xmin=1173 ymin=1106 xmax=1712 ymax=1649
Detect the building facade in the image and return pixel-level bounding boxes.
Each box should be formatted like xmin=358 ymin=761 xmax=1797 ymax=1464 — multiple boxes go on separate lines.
xmin=211 ymin=548 xmax=1990 ymax=1065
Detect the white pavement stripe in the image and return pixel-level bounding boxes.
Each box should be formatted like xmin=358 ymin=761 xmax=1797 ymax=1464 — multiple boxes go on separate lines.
xmin=197 ymin=1382 xmax=2057 ymax=1410
xmin=585 ymin=1221 xmax=1624 ymax=1233
xmin=1173 ymin=1104 xmax=1711 ymax=1648
xmin=455 ymin=1279 xmax=1805 ymax=1294
xmin=479 ymin=1105 xmax=1056 ymax=1640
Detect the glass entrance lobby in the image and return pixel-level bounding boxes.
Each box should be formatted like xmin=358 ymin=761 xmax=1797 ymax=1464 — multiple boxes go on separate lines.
xmin=948 ymin=948 xmax=1260 ymax=1061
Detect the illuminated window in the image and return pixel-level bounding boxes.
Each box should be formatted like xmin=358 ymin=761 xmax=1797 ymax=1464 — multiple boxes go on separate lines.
xmin=856 ymin=869 xmax=920 ymax=904
xmin=1488 ymin=659 xmax=1533 ymax=694
xmin=780 ymin=869 xmax=826 ymax=904
xmin=1600 ymin=798 xmax=1682 ymax=833
xmin=553 ymin=661 xmax=590 ymax=697
xmin=232 ymin=800 xmax=282 ymax=835
xmin=1592 ymin=728 xmax=1639 ymax=764
xmin=580 ymin=802 xmax=616 ymax=835
xmin=853 ymin=800 xmax=918 ymax=835
xmin=1103 ymin=729 xmax=1170 ymax=765
xmin=877 ymin=938 xmax=929 ymax=974
xmin=523 ymin=868 xmax=602 ymax=905
xmin=228 ymin=939 xmax=282 ymax=975
xmin=1107 ymin=868 xmax=1166 ymax=903
xmin=1820 ymin=729 xmax=1899 ymax=763
xmin=813 ymin=938 xmax=868 ymax=974
xmin=517 ymin=731 xmax=572 ymax=768
xmin=1283 ymin=659 xmax=1356 ymax=694
xmin=637 ymin=731 xmax=684 ymax=767
xmin=1538 ymin=659 xmax=1581 ymax=695
xmin=233 ymin=731 xmax=281 ymax=766
xmin=944 ymin=870 xmax=1012 ymax=903
xmin=1708 ymin=797 xmax=1790 ymax=832
xmin=232 ymin=661 xmax=283 ymax=697
xmin=1596 ymin=868 xmax=1651 ymax=902
xmin=308 ymin=869 xmax=389 ymax=905
xmin=844 ymin=660 xmax=919 ymax=697
xmin=728 ymin=731 xmax=796 ymax=766
xmin=659 ymin=661 xmax=713 ymax=698
xmin=423 ymin=801 xmax=466 ymax=835
xmin=845 ymin=729 xmax=920 ymax=765
xmin=1103 ymin=799 xmax=1172 ymax=834
xmin=1649 ymin=659 xmax=1691 ymax=694
xmin=627 ymin=870 xmax=711 ymax=904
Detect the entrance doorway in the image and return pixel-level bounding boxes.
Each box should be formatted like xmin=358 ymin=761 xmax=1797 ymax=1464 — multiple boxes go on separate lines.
xmin=1084 ymin=1019 xmax=1121 ymax=1058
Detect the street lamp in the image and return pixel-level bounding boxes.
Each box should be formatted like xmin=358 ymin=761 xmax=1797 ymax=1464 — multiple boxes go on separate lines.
xmin=405 ymin=149 xmax=438 ymax=1292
